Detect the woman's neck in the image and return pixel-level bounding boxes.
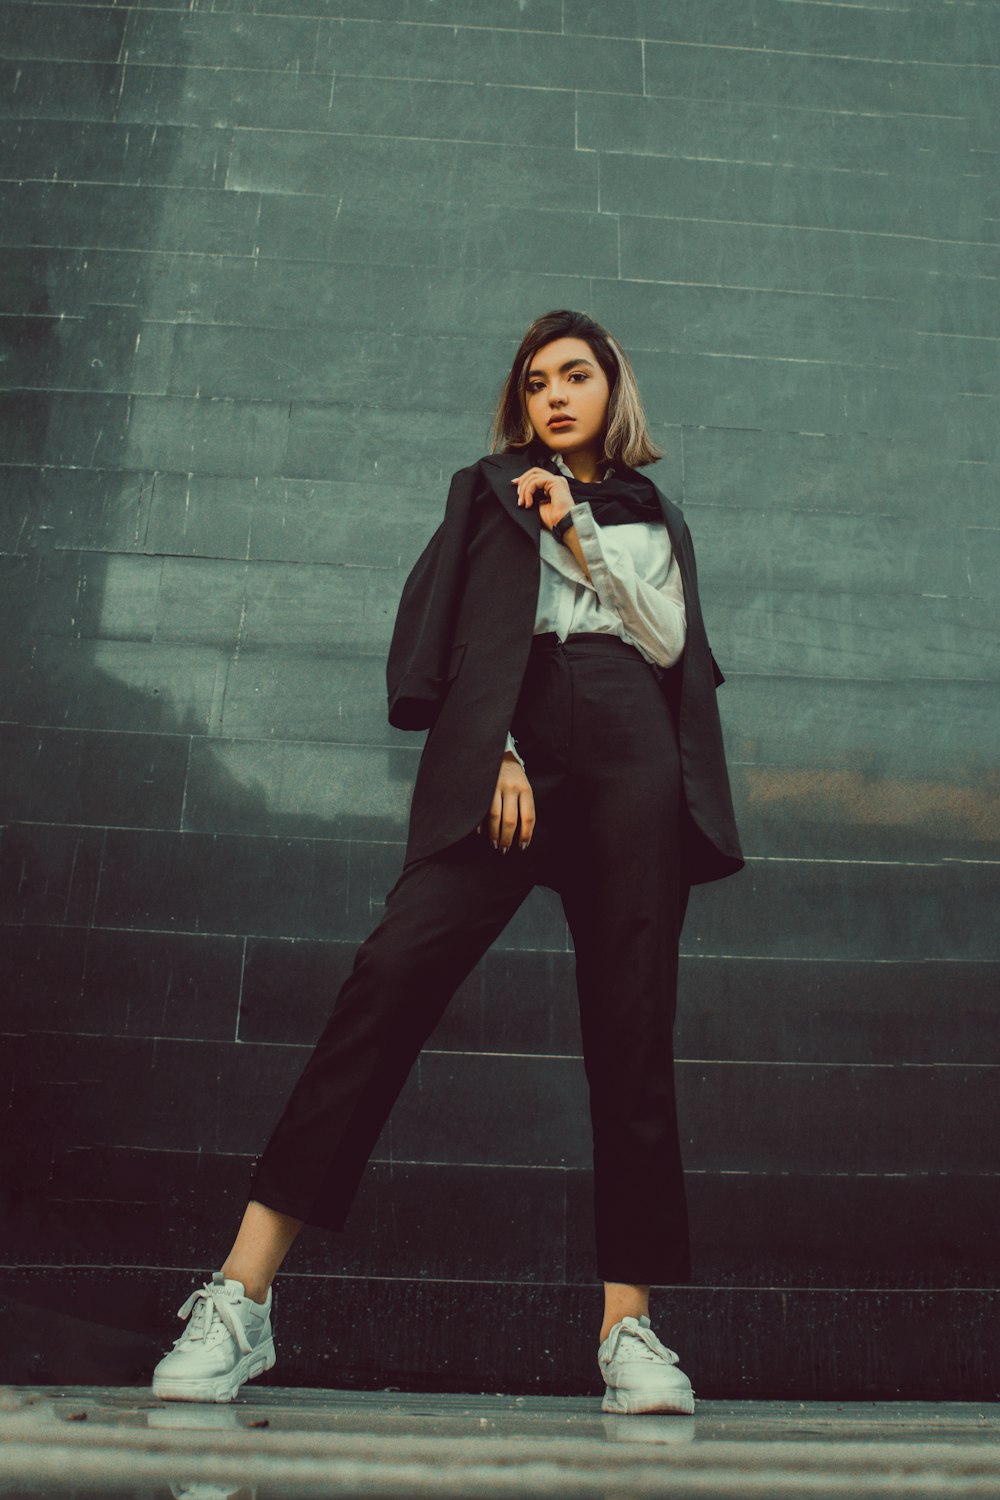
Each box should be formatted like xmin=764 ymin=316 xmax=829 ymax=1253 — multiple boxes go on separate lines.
xmin=554 ymin=448 xmax=604 ymax=484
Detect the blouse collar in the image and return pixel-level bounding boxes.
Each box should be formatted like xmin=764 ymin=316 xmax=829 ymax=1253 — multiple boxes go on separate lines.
xmin=551 ymin=451 xmax=616 ymax=483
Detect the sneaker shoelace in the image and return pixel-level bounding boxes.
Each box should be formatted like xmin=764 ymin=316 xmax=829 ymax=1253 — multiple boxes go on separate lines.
xmin=604 ymin=1318 xmax=681 ymax=1368
xmin=172 ymin=1282 xmax=254 ymax=1357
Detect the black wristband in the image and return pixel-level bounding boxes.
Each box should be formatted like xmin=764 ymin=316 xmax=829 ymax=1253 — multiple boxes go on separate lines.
xmin=551 ymin=512 xmax=576 ymax=545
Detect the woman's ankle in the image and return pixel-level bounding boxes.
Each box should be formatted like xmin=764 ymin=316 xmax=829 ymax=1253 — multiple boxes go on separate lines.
xmin=219 ymin=1200 xmax=303 ymax=1303
xmin=600 ymin=1281 xmax=651 ymax=1342
xmin=220 ymin=1264 xmax=270 ymax=1303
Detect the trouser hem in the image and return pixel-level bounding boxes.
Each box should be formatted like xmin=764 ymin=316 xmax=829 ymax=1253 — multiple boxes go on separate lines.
xmin=247 ymin=1167 xmax=349 ymax=1236
xmin=597 ymin=1272 xmax=693 ymax=1288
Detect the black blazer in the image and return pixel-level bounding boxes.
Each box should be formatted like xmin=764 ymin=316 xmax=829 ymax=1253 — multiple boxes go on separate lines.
xmin=386 ymin=449 xmax=744 ymax=886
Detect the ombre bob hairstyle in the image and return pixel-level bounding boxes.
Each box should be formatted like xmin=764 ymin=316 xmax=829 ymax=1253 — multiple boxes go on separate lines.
xmin=489 ymin=309 xmax=664 ymax=469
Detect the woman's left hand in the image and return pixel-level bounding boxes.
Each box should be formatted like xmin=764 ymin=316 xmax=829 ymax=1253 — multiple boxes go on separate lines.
xmin=475 ymin=753 xmax=535 ymax=853
xmin=512 ymin=469 xmax=574 ymax=533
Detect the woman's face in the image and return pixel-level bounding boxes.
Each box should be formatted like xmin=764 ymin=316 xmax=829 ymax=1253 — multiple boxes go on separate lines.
xmin=523 ymin=336 xmax=611 ymax=463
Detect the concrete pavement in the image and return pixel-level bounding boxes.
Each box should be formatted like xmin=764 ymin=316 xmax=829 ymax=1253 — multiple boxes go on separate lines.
xmin=2 ymin=1385 xmax=1000 ymax=1497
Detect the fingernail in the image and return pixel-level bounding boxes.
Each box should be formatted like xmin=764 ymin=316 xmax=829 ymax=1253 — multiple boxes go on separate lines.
xmin=502 ymin=846 xmax=509 ymax=855
xmin=491 ymin=840 xmax=498 ymax=850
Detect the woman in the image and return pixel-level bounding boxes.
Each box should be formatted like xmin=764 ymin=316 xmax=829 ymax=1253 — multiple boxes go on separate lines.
xmin=151 ymin=310 xmax=744 ymax=1414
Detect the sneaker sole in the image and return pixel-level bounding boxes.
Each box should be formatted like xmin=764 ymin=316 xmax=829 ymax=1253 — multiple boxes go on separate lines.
xmin=602 ymin=1384 xmax=695 ymax=1416
xmin=152 ymin=1336 xmax=276 ymax=1404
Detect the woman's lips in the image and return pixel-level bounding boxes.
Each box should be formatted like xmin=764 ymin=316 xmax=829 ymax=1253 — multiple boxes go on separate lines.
xmin=549 ymin=418 xmax=574 ymax=429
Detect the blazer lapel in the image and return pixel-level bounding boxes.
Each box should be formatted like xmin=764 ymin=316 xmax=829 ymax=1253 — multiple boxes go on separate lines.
xmin=479 ymin=451 xmax=542 ymax=545
xmin=647 ymin=478 xmax=687 ymax=564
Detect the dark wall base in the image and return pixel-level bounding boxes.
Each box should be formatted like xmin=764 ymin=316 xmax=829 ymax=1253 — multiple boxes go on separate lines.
xmin=1 ymin=1268 xmax=996 ymax=1402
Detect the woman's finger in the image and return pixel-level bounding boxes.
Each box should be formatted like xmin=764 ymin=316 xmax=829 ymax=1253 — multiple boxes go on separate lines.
xmin=514 ymin=469 xmax=550 ymax=509
xmin=497 ymin=784 xmax=521 ymax=853
xmin=487 ymin=786 xmax=503 ymax=849
xmin=517 ymin=788 xmax=535 ymax=852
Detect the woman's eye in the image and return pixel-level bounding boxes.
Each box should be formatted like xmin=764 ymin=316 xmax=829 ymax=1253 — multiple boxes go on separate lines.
xmin=526 ymin=372 xmax=587 ymax=392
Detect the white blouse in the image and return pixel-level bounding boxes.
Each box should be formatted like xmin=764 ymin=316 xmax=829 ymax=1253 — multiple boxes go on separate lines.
xmin=504 ymin=452 xmax=687 ymax=770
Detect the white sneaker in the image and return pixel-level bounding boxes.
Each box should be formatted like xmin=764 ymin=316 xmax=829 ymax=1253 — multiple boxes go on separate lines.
xmin=152 ymin=1271 xmax=275 ymax=1403
xmin=598 ymin=1314 xmax=695 ymax=1415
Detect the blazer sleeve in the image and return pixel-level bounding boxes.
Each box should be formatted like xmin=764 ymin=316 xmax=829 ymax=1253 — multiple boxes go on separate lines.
xmin=677 ymin=515 xmax=726 ymax=688
xmin=385 ymin=465 xmax=478 ymax=731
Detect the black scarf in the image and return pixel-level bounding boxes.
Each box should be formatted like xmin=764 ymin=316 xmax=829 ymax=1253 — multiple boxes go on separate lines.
xmin=526 ymin=439 xmax=664 ymax=528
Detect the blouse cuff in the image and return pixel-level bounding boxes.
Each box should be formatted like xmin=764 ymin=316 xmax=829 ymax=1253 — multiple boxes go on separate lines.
xmin=504 ymin=730 xmax=525 ymax=769
xmin=568 ymin=502 xmax=613 ymax=597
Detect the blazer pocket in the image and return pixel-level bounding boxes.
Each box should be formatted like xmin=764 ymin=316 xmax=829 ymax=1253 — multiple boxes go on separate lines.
xmin=446 ymin=639 xmax=468 ymax=683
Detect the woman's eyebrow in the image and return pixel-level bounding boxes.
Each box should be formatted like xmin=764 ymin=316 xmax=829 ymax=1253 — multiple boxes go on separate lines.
xmin=526 ymin=358 xmax=596 ymax=380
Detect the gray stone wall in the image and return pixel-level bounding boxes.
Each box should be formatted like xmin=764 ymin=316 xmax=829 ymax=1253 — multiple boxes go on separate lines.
xmin=1 ymin=0 xmax=997 ymax=1396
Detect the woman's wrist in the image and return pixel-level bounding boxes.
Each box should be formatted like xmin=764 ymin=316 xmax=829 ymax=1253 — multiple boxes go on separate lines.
xmin=551 ymin=511 xmax=576 ymax=545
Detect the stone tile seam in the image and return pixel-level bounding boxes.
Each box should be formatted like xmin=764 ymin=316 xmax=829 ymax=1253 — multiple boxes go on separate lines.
xmin=9 ymin=1032 xmax=1000 ymax=1068
xmin=1 ymin=924 xmax=995 ymax=972
xmin=3 ymin=194 xmax=996 ymax=250
xmin=7 ymin=1264 xmax=999 ymax=1292
xmin=44 ymin=1147 xmax=1000 ymax=1177
xmin=5 ymin=130 xmax=994 ymax=177
xmin=9 ymin=80 xmax=993 ymax=130
xmin=161 ymin=325 xmax=933 ymax=371
xmin=15 ymin=5 xmax=1000 ymax=70
xmin=2 ymin=824 xmax=986 ymax=866
xmin=2 ymin=926 xmax=996 ymax=960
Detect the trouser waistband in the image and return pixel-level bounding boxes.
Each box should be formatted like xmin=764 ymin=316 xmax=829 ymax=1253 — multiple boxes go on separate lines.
xmin=530 ymin=629 xmax=641 ymax=652
xmin=528 ymin=629 xmax=667 ymax=681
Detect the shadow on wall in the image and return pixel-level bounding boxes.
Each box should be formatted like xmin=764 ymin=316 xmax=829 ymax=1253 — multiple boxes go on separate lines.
xmin=0 ymin=23 xmax=435 ymax=1308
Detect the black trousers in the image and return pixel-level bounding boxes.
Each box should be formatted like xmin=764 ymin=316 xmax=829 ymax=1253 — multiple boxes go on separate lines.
xmin=248 ymin=631 xmax=691 ymax=1285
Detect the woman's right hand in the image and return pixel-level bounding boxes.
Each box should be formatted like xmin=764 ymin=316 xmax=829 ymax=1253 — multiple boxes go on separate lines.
xmin=476 ymin=752 xmax=535 ymax=853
